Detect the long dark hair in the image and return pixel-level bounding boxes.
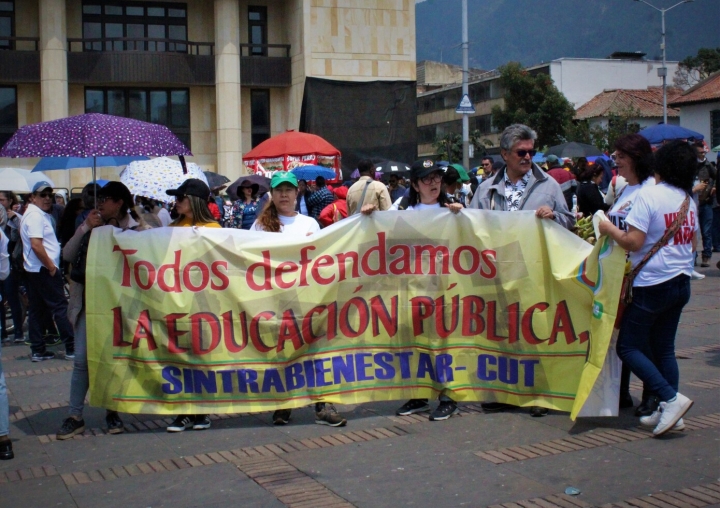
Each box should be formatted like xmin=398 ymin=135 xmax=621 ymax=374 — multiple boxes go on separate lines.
xmin=171 ymin=195 xmax=217 ymax=226
xmin=98 ymin=182 xmax=141 ymax=223
xmin=58 ymin=198 xmax=85 ymax=245
xmin=614 ymin=133 xmax=653 ymax=182
xmin=653 ymin=140 xmax=696 ymax=193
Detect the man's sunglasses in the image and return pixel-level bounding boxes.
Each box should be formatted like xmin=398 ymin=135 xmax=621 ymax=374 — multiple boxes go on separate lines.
xmin=36 ymin=192 xmax=55 ymax=199
xmin=514 ymin=150 xmax=537 ymax=158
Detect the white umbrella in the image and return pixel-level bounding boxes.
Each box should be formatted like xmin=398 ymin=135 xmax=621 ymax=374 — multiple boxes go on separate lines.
xmin=120 ymin=157 xmax=208 ymax=203
xmin=0 ymin=167 xmax=56 ymax=192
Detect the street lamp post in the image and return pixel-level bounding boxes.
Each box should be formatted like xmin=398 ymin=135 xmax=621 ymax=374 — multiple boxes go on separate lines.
xmin=633 ymin=0 xmax=694 ymax=124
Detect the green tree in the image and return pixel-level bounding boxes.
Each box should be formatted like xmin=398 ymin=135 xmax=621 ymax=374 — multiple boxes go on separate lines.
xmin=432 ymin=133 xmax=462 ymax=162
xmin=566 ymin=105 xmax=641 ymax=152
xmin=674 ymin=47 xmax=720 ymax=88
xmin=491 ymin=62 xmax=576 ymax=148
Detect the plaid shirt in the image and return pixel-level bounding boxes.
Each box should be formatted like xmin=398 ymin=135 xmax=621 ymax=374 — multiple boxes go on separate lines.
xmin=504 ymin=171 xmax=531 ymax=211
xmin=307 ymin=186 xmax=335 ymax=219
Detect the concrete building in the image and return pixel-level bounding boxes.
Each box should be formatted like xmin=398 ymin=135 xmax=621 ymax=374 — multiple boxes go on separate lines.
xmin=669 ymin=70 xmax=720 ymax=163
xmin=417 ymin=55 xmax=679 ymax=160
xmin=0 ymin=0 xmax=417 ymax=189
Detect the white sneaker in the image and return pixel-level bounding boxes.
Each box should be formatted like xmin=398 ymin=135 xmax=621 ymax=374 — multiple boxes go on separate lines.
xmin=639 ymin=409 xmax=685 ymax=431
xmin=690 ymin=270 xmax=705 ymax=280
xmin=653 ymin=393 xmax=693 ymax=437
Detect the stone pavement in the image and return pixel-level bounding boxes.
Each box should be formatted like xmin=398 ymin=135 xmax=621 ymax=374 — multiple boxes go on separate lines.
xmin=1 ymin=255 xmax=719 ymax=508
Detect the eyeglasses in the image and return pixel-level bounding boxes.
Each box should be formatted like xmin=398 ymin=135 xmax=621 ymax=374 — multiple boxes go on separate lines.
xmin=420 ymin=173 xmax=443 ymax=185
xmin=514 ymin=150 xmax=537 ymax=158
xmin=36 ymin=192 xmax=54 ymax=199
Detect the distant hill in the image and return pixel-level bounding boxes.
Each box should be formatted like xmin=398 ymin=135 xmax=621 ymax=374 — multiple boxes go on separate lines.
xmin=416 ymin=0 xmax=716 ymax=71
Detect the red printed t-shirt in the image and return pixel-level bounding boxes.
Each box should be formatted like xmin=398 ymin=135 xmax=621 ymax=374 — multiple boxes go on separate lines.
xmin=624 ymin=182 xmax=698 ymax=287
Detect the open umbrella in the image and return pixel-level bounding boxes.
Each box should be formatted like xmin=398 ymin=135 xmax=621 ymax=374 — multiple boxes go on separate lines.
xmin=375 ymin=160 xmax=410 ymax=174
xmin=227 ymin=174 xmax=271 ymax=200
xmin=203 ymin=170 xmax=230 ymax=189
xmin=712 ymin=144 xmax=720 ymax=152
xmin=639 ymin=124 xmax=703 ymax=144
xmin=120 ymin=157 xmax=207 ymax=203
xmin=32 ymin=155 xmax=148 ymax=172
xmin=545 ymin=142 xmax=603 ymax=158
xmin=291 ymin=165 xmax=336 ymax=181
xmin=0 ymin=113 xmax=192 ymax=203
xmin=0 ymin=167 xmax=55 ymax=193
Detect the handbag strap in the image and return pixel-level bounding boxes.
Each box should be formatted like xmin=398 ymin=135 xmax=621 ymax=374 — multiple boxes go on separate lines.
xmin=356 ymin=180 xmax=372 ymax=213
xmin=628 ymin=195 xmax=690 ymax=281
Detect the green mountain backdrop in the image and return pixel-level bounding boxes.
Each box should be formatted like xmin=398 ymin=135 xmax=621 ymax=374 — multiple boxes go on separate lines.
xmin=416 ymin=0 xmax=716 ymax=70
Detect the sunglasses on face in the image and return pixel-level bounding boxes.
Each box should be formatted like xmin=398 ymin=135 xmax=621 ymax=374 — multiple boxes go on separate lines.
xmin=514 ymin=150 xmax=537 ymax=158
xmin=36 ymin=192 xmax=55 ymax=199
xmin=420 ymin=173 xmax=443 ymax=185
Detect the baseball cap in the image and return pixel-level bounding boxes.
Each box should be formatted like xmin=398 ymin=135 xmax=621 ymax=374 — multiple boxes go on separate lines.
xmin=270 ymin=171 xmax=298 ymax=189
xmin=546 ymin=155 xmax=559 ymax=165
xmin=166 ymin=178 xmax=210 ymax=201
xmin=410 ymin=159 xmax=442 ymax=180
xmin=32 ymin=181 xmax=53 ymax=194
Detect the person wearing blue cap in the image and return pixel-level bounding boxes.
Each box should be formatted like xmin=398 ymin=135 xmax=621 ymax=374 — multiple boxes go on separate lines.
xmin=20 ymin=181 xmax=74 ymax=362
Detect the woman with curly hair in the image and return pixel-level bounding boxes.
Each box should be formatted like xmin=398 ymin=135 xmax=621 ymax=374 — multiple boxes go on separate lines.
xmin=599 ymin=140 xmax=698 ymax=436
xmin=251 ymin=172 xmax=346 ymax=428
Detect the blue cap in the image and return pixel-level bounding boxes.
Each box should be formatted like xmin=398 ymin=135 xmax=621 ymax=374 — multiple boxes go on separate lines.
xmin=31 ymin=181 xmax=53 ymax=194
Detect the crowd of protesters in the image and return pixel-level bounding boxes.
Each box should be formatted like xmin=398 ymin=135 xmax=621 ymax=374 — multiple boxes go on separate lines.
xmin=0 ymin=123 xmax=716 ymax=461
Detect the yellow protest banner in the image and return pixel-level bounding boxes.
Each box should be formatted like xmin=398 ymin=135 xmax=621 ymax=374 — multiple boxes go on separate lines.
xmin=86 ymin=210 xmax=624 ymax=419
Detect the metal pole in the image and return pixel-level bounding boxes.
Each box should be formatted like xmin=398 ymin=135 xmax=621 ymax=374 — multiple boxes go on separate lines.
xmin=461 ymin=0 xmax=469 ymax=170
xmin=661 ymin=8 xmax=667 ymax=124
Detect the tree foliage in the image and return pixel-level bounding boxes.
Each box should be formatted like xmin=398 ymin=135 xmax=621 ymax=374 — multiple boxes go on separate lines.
xmin=565 ymin=106 xmax=641 ymax=152
xmin=491 ymin=62 xmax=576 ymax=148
xmin=432 ymin=130 xmax=494 ymax=163
xmin=674 ymin=47 xmax=720 ymax=88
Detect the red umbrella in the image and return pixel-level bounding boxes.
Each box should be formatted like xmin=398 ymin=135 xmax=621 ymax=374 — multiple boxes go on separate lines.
xmin=243 ymin=130 xmax=340 ymax=159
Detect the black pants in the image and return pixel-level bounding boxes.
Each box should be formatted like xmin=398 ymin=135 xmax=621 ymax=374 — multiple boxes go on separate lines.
xmin=26 ymin=268 xmax=74 ymax=354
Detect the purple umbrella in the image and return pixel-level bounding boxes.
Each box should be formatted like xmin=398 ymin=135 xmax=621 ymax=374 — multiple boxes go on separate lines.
xmin=0 ymin=113 xmax=192 ymax=203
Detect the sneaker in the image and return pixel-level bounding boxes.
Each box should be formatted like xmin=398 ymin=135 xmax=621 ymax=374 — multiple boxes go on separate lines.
xmin=0 ymin=439 xmax=14 ymax=460
xmin=44 ymin=335 xmax=62 ymax=346
xmin=105 ymin=411 xmax=125 ymax=434
xmin=530 ymin=406 xmax=549 ymax=417
xmin=396 ymin=399 xmax=430 ymax=416
xmin=13 ymin=336 xmax=26 ymax=344
xmin=31 ymin=351 xmax=55 ymax=362
xmin=640 ymin=410 xmax=685 ymax=431
xmin=653 ymin=393 xmax=693 ymax=437
xmin=635 ymin=395 xmax=660 ymax=417
xmin=192 ymin=415 xmax=211 ymax=430
xmin=700 ymin=257 xmax=710 ymax=268
xmin=429 ymin=401 xmax=459 ymax=421
xmin=167 ymin=415 xmax=193 ymax=432
xmin=64 ymin=350 xmax=75 ymax=360
xmin=315 ymin=404 xmax=347 ymax=427
xmin=56 ymin=417 xmax=85 ymax=440
xmin=272 ymin=409 xmax=292 ymax=425
xmin=690 ymin=270 xmax=705 ymax=280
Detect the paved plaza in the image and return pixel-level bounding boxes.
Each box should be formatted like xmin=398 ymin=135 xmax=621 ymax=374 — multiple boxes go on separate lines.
xmin=1 ymin=255 xmax=719 ymax=508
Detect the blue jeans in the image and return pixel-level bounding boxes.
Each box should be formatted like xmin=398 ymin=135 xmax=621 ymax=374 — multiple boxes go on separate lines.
xmin=0 ymin=341 xmax=9 ymax=436
xmin=617 ymin=274 xmax=690 ymax=403
xmin=698 ymin=203 xmax=713 ymax=259
xmin=69 ymin=308 xmax=88 ymax=417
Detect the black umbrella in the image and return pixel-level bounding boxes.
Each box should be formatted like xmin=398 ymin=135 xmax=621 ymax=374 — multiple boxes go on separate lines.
xmin=227 ymin=174 xmax=271 ymax=200
xmin=545 ymin=142 xmax=603 ymax=158
xmin=374 ymin=160 xmax=411 ymax=175
xmin=204 ymin=170 xmax=231 ymax=189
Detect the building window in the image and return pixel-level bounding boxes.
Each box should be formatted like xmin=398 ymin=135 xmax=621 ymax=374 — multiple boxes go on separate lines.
xmin=85 ymin=88 xmax=190 ymax=148
xmin=0 ymin=86 xmax=17 ymax=148
xmin=711 ymin=110 xmax=720 ymax=149
xmin=82 ymin=2 xmax=187 ymax=52
xmin=250 ymin=89 xmax=270 ymax=148
xmin=248 ymin=6 xmax=267 ymax=56
xmin=0 ymin=1 xmax=13 ymax=50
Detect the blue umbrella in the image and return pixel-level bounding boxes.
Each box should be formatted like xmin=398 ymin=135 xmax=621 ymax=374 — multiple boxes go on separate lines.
xmin=639 ymin=124 xmax=703 ymax=144
xmin=290 ymin=165 xmax=337 ymax=181
xmin=532 ymin=152 xmax=546 ymax=163
xmin=32 ymin=155 xmax=148 ymax=172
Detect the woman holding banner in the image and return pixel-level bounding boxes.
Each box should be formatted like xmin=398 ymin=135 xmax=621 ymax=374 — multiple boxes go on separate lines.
xmin=607 ymin=134 xmax=657 ymax=416
xmin=56 ymin=182 xmax=152 ymax=440
xmin=363 ymin=159 xmax=464 ymax=421
xmin=599 ymin=140 xmax=697 ymax=437
xmin=251 ymin=171 xmax=347 ymax=427
xmin=163 ymin=179 xmax=221 ymax=433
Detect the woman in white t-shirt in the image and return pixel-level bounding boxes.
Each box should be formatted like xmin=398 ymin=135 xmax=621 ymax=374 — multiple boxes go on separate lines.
xmin=251 ymin=172 xmax=344 ymax=428
xmin=599 ymin=141 xmax=698 ymax=437
xmin=608 ymin=134 xmax=656 ymax=415
xmin=366 ymin=159 xmax=463 ymax=421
